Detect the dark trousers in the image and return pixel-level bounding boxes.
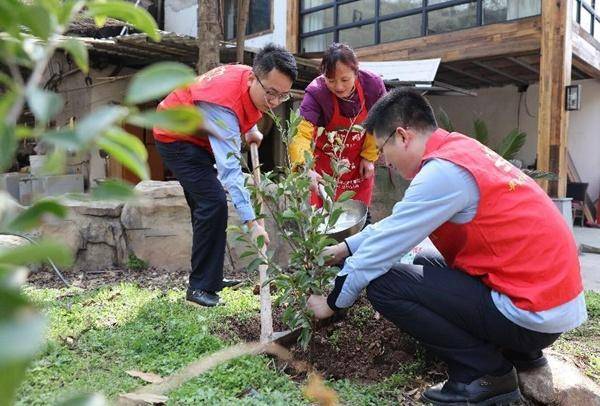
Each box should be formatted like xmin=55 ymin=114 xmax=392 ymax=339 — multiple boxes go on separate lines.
xmin=366 ymin=247 xmax=560 ymax=383
xmin=155 ymin=141 xmax=227 ymax=292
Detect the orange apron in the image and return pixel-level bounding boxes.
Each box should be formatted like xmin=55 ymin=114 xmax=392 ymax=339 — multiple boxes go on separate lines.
xmin=310 ymin=80 xmax=374 ymax=206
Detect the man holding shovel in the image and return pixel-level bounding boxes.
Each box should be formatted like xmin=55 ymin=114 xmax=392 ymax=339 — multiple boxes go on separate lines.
xmin=153 ymin=44 xmax=297 ymax=307
xmin=308 ymin=88 xmax=586 ymax=405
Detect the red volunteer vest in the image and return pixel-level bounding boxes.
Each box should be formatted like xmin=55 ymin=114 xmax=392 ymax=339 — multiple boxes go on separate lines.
xmin=153 ymin=65 xmax=262 ymax=152
xmin=311 ymin=79 xmax=374 ymax=206
xmin=422 ymin=129 xmax=582 ymax=312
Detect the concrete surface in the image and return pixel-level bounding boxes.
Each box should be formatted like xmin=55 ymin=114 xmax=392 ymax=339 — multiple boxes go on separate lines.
xmin=574 ymin=226 xmax=600 ymax=292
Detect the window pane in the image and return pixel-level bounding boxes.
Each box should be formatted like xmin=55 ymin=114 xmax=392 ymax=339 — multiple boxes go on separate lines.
xmin=339 ymin=23 xmax=375 ymax=48
xmin=581 ymin=8 xmax=592 ymax=32
xmin=338 ymin=0 xmax=376 ymax=25
xmin=595 ymin=19 xmax=600 ymax=42
xmin=248 ymin=0 xmax=271 ymax=34
xmin=302 ymin=0 xmax=331 ymax=10
xmin=380 ymin=0 xmax=422 ymax=16
xmin=428 ymin=3 xmax=477 ymax=35
xmin=301 ymin=32 xmax=334 ymax=53
xmin=483 ymin=0 xmax=541 ymax=24
xmin=302 ymin=8 xmax=334 ymax=33
xmin=428 ymin=0 xmax=453 ymax=5
xmin=380 ymin=14 xmax=422 ymax=42
xmin=572 ymin=0 xmax=579 ymax=22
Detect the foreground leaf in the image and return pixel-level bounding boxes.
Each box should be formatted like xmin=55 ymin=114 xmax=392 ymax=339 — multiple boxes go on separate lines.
xmin=125 ymin=62 xmax=195 ymax=105
xmin=87 ymin=0 xmax=159 ymax=41
xmin=26 ymin=88 xmax=64 ymax=124
xmin=6 ymin=199 xmax=67 ymax=232
xmin=59 ymin=38 xmax=89 ymax=73
xmin=0 ymin=240 xmax=72 ymax=267
xmin=127 ymin=106 xmax=202 ymax=134
xmin=91 ymin=179 xmax=135 ymax=200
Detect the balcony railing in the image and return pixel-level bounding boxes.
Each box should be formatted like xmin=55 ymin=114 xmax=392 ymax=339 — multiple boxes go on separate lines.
xmin=300 ymin=0 xmax=541 ymax=54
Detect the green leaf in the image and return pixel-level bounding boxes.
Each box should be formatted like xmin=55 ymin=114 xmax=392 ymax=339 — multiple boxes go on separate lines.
xmin=126 ymin=106 xmax=202 ymax=134
xmin=0 ymin=312 xmax=47 ymax=364
xmin=239 ymin=250 xmax=256 ymax=259
xmin=247 ymin=257 xmax=265 ymax=273
xmin=0 ymin=240 xmax=72 ymax=267
xmin=57 ymin=0 xmax=85 ymax=25
xmin=42 ymin=129 xmax=85 ymax=150
xmin=41 ymin=148 xmax=67 ymax=175
xmin=26 ymin=88 xmax=64 ymax=124
xmin=256 ymin=235 xmax=265 ymax=249
xmin=437 ymin=107 xmax=454 ymax=132
xmin=0 ymin=124 xmax=17 ymax=172
xmin=91 ymin=179 xmax=135 ymax=200
xmin=76 ymin=105 xmax=129 ymax=142
xmin=19 ymin=4 xmax=55 ymax=40
xmin=522 ymin=169 xmax=557 ymax=180
xmin=497 ymin=129 xmax=526 ymax=160
xmin=87 ymin=0 xmax=160 ymax=41
xmin=59 ymin=38 xmax=89 ymax=74
xmin=97 ymin=128 xmax=149 ymax=180
xmin=125 ymin=62 xmax=196 ymax=105
xmin=7 ymin=199 xmax=67 ymax=232
xmin=472 ymin=118 xmax=489 ymax=145
xmin=336 ymin=190 xmax=354 ymax=202
xmin=0 ymin=0 xmax=22 ymax=35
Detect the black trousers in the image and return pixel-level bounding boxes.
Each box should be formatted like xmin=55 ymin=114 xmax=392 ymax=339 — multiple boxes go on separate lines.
xmin=155 ymin=141 xmax=227 ymax=292
xmin=366 ymin=247 xmax=560 ymax=383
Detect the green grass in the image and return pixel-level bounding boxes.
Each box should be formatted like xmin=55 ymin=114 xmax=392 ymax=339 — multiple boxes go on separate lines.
xmin=17 ymin=283 xmax=422 ymax=405
xmin=552 ymin=291 xmax=600 ymax=382
xmin=17 ymin=284 xmax=600 ymax=405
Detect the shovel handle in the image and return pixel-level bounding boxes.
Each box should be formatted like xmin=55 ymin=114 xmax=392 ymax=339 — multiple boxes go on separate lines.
xmin=248 ymin=142 xmax=274 ymax=343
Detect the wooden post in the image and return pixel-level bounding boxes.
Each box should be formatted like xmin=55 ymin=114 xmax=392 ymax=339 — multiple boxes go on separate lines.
xmin=235 ymin=0 xmax=250 ymax=64
xmin=537 ymin=0 xmax=573 ymax=197
xmin=249 ymin=143 xmax=274 ymax=343
xmin=286 ymin=0 xmax=299 ymax=54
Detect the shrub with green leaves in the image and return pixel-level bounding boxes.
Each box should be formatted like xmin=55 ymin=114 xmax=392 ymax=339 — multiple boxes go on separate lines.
xmin=230 ymin=110 xmax=360 ymax=349
xmin=0 ymin=0 xmax=202 ymax=403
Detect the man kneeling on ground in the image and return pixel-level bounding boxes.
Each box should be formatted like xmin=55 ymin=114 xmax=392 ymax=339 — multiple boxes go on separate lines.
xmin=307 ymin=88 xmax=587 ymax=405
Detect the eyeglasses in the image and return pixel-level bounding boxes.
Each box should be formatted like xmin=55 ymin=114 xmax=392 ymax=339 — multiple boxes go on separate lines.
xmin=256 ymin=75 xmax=291 ymax=102
xmin=377 ymin=129 xmax=396 ymax=155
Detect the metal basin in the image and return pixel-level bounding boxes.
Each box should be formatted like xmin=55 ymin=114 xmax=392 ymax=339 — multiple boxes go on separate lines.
xmin=323 ymin=199 xmax=368 ymax=242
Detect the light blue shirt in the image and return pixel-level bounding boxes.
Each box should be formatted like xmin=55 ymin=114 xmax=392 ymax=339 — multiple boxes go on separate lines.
xmin=337 ymin=158 xmax=587 ymax=334
xmin=198 ymin=102 xmax=256 ymax=222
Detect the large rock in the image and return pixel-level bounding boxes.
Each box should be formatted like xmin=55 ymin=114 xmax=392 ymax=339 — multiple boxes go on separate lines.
xmin=519 ymin=351 xmax=600 ymax=405
xmin=38 ymin=198 xmax=126 ymax=271
xmin=121 ymin=181 xmax=192 ymax=271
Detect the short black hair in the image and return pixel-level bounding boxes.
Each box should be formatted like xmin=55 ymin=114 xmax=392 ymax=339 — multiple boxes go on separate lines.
xmin=253 ymin=43 xmax=298 ymax=82
xmin=364 ymin=87 xmax=437 ymax=138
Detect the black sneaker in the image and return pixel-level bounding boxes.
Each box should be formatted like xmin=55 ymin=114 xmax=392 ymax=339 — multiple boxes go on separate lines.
xmin=222 ymin=278 xmax=243 ymax=288
xmin=421 ymin=367 xmax=522 ymax=405
xmin=186 ymin=289 xmax=219 ymax=307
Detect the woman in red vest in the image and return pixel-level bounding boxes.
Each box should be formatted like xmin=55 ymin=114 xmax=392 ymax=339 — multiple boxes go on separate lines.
xmin=153 ymin=44 xmax=297 ymax=307
xmin=308 ymin=88 xmax=586 ymax=405
xmin=289 ymin=43 xmax=386 ymax=214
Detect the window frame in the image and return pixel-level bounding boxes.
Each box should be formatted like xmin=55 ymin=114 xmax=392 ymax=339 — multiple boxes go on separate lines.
xmin=222 ymin=0 xmax=275 ymax=41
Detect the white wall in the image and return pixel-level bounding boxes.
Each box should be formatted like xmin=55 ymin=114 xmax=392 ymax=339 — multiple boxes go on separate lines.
xmin=429 ymin=79 xmax=600 ymax=202
xmin=164 ymin=0 xmax=197 ymax=37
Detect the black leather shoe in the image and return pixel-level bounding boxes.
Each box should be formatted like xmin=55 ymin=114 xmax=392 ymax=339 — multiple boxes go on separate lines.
xmin=222 ymin=278 xmax=243 ymax=288
xmin=421 ymin=368 xmax=521 ymax=405
xmin=186 ymin=289 xmax=219 ymax=307
xmin=503 ymin=349 xmax=548 ymax=372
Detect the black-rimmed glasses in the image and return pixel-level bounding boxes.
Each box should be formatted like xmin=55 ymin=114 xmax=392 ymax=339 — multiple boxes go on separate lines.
xmin=255 ymin=75 xmax=291 ymax=102
xmin=377 ymin=128 xmax=396 ymax=155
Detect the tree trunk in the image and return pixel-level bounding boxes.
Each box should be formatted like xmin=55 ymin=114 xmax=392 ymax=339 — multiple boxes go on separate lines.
xmin=236 ymin=0 xmax=250 ymax=64
xmin=197 ymin=0 xmax=222 ymax=74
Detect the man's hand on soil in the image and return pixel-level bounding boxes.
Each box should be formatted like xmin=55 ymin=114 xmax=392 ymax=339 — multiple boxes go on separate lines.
xmin=307 ymin=294 xmax=335 ymax=319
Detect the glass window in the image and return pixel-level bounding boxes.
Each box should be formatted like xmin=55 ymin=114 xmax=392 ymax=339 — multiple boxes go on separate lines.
xmin=483 ymin=0 xmax=541 ymax=24
xmin=301 ymin=0 xmax=332 ymax=10
xmin=302 ymin=7 xmax=334 ymax=33
xmin=581 ymin=8 xmax=593 ymax=32
xmin=428 ymin=0 xmax=454 ymax=4
xmin=428 ymin=3 xmax=477 ymax=35
xmin=223 ymin=0 xmax=272 ymax=40
xmin=379 ymin=0 xmax=422 ymax=16
xmin=572 ymin=0 xmax=579 ymax=22
xmin=380 ymin=13 xmax=421 ymax=42
xmin=339 ymin=23 xmax=375 ymax=48
xmin=338 ymin=0 xmax=376 ymax=25
xmin=595 ymin=19 xmax=600 ymax=42
xmin=301 ymin=32 xmax=334 ymax=53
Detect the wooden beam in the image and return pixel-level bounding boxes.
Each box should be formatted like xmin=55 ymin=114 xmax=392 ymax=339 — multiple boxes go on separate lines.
xmin=471 ymin=61 xmax=530 ymax=85
xmin=355 ymin=17 xmax=541 ymax=63
xmin=286 ymin=0 xmax=299 ymax=54
xmin=537 ymin=0 xmax=572 ymax=197
xmin=442 ymin=64 xmax=498 ymax=86
xmin=572 ymin=23 xmax=600 ymax=78
xmin=507 ymin=56 xmax=539 ymax=74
